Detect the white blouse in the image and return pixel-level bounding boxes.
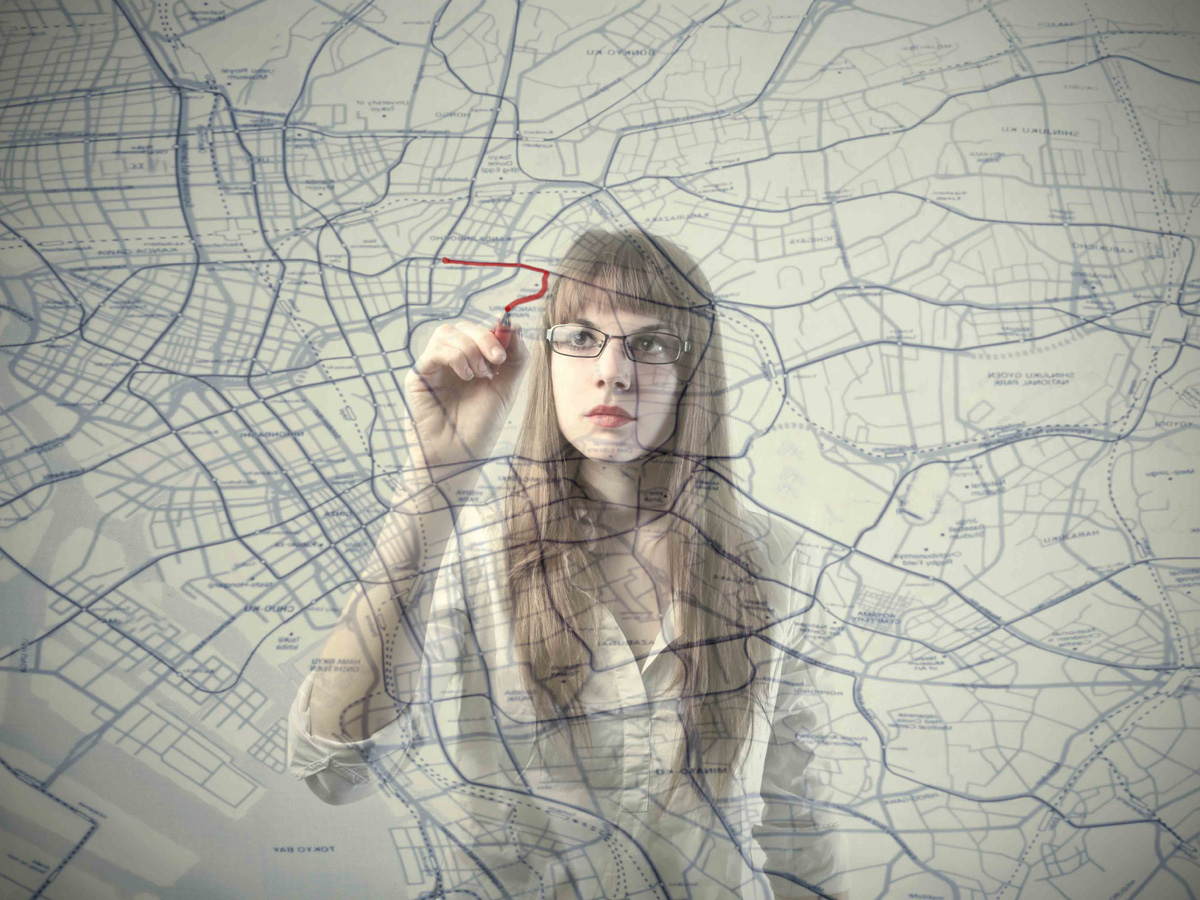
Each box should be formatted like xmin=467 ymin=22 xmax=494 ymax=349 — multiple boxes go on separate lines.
xmin=287 ymin=498 xmax=849 ymax=899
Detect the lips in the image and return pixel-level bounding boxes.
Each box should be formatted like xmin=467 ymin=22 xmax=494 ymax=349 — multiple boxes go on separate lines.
xmin=587 ymin=404 xmax=633 ymax=419
xmin=586 ymin=404 xmax=634 ymax=428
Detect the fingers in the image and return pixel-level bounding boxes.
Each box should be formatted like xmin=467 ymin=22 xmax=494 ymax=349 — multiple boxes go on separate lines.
xmin=457 ymin=320 xmax=510 ymax=373
xmin=412 ymin=321 xmax=511 ymax=383
xmin=442 ymin=325 xmax=495 ymax=380
xmin=411 ymin=330 xmax=475 ymax=383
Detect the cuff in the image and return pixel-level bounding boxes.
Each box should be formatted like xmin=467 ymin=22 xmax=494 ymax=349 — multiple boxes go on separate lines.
xmin=285 ymin=671 xmax=413 ymax=805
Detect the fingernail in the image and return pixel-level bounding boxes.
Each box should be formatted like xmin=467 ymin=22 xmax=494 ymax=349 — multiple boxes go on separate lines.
xmin=490 ymin=347 xmax=506 ymax=363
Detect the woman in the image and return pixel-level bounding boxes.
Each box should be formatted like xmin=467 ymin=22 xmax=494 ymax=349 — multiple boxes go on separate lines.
xmin=287 ymin=230 xmax=848 ymax=899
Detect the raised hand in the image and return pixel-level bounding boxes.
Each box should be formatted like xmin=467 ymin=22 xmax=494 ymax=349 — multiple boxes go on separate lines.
xmin=402 ymin=319 xmax=530 ymax=477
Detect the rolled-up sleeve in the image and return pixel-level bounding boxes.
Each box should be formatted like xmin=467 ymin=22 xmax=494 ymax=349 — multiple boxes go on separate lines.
xmin=286 ymin=670 xmax=417 ymax=805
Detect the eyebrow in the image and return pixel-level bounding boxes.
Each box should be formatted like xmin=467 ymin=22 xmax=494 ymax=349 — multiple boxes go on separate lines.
xmin=575 ymin=317 xmax=671 ymax=332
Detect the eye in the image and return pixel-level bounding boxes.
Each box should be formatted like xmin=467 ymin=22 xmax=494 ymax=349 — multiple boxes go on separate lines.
xmin=631 ymin=334 xmax=665 ymax=353
xmin=565 ymin=327 xmax=599 ymax=347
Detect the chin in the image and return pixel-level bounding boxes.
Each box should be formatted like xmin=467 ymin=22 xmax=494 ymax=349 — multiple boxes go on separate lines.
xmin=574 ymin=443 xmax=647 ymax=464
xmin=568 ymin=433 xmax=671 ymax=464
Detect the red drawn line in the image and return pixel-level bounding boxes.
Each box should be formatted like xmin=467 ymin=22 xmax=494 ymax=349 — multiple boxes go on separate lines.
xmin=444 ymin=256 xmax=549 ymax=352
xmin=441 ymin=257 xmax=550 ymax=313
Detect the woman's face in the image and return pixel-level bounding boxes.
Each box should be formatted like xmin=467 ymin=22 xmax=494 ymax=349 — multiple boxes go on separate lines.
xmin=550 ymin=302 xmax=684 ymax=464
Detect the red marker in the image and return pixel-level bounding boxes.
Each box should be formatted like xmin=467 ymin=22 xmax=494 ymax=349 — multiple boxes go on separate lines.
xmin=493 ymin=310 xmax=516 ymax=350
xmin=441 ymin=257 xmax=550 ymax=353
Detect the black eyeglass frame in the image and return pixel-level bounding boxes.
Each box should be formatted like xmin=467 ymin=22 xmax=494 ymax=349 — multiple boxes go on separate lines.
xmin=544 ymin=324 xmax=691 ymax=364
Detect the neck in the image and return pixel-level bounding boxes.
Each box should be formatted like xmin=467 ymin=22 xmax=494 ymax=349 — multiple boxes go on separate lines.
xmin=577 ymin=456 xmax=672 ymax=535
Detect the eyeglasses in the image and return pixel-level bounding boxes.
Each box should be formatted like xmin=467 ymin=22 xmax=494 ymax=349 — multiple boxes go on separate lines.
xmin=545 ymin=324 xmax=689 ymax=364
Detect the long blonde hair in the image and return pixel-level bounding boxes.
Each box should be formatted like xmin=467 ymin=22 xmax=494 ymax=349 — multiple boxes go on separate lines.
xmin=501 ymin=229 xmax=770 ymax=799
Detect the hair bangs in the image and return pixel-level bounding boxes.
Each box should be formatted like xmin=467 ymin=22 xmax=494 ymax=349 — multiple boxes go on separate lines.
xmin=548 ymin=236 xmax=698 ymax=339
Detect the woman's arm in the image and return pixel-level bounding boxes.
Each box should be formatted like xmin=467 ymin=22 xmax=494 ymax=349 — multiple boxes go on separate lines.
xmin=286 ymin=461 xmax=480 ymax=805
xmin=755 ymin=664 xmax=850 ymax=899
xmin=301 ymin=318 xmax=528 ymax=745
xmin=304 ymin=464 xmax=475 ymax=744
xmin=754 ymin=547 xmax=852 ymax=900
xmin=287 ymin=317 xmax=528 ymax=802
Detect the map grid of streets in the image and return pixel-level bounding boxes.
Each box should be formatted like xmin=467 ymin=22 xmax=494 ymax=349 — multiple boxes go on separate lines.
xmin=1 ymin=0 xmax=1199 ymax=897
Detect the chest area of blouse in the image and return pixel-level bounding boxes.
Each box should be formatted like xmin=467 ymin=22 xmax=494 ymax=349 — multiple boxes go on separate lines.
xmin=589 ymin=545 xmax=671 ymax=662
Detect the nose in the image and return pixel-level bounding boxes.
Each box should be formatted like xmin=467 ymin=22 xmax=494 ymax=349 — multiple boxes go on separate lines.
xmin=594 ymin=334 xmax=634 ymax=391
